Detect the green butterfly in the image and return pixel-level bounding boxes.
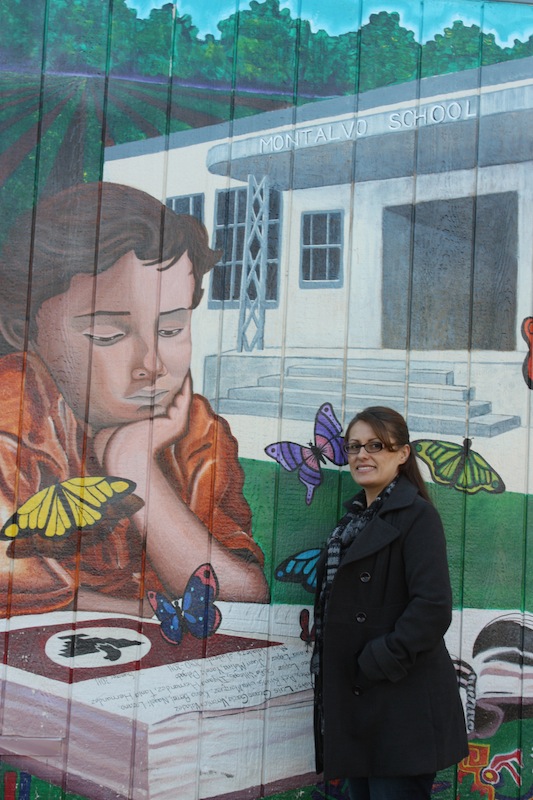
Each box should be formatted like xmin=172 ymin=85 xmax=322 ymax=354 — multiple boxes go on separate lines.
xmin=412 ymin=439 xmax=505 ymax=494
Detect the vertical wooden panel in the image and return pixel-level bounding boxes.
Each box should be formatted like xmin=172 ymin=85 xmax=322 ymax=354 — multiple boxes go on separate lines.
xmin=0 ymin=1 xmax=77 ymax=793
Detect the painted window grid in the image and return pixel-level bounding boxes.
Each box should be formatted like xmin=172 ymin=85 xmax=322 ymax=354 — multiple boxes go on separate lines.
xmin=210 ymin=186 xmax=281 ymax=308
xmin=300 ymin=210 xmax=344 ymax=289
xmin=166 ymin=193 xmax=204 ymax=222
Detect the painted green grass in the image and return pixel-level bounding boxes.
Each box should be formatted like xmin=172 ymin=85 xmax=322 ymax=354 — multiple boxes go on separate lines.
xmin=241 ymin=458 xmax=533 ymax=611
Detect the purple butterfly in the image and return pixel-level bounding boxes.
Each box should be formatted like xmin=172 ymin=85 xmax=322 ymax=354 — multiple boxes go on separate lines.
xmin=265 ymin=403 xmax=348 ymax=505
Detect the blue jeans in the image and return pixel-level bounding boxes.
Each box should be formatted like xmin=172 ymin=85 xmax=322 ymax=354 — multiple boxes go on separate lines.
xmin=346 ymin=774 xmax=435 ymax=800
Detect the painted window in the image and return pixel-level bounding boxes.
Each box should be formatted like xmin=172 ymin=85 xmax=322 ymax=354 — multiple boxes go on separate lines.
xmin=300 ymin=211 xmax=344 ymax=289
xmin=166 ymin=193 xmax=204 ymax=221
xmin=210 ymin=187 xmax=281 ymax=307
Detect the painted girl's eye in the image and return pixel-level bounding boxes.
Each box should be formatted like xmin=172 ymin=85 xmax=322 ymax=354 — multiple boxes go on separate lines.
xmin=83 ymin=331 xmax=125 ymax=346
xmin=158 ymin=327 xmax=184 ymax=338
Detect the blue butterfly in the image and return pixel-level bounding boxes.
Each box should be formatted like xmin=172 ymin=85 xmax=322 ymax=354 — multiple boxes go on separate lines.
xmin=148 ymin=563 xmax=222 ymax=645
xmin=265 ymin=403 xmax=347 ymax=505
xmin=275 ymin=547 xmax=323 ymax=594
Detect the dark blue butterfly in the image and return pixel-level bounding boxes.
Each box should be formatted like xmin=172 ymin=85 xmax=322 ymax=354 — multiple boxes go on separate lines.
xmin=148 ymin=563 xmax=222 ymax=645
xmin=265 ymin=403 xmax=347 ymax=505
xmin=275 ymin=547 xmax=322 ymax=593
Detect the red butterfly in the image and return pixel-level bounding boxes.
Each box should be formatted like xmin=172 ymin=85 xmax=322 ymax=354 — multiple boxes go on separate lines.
xmin=521 ymin=316 xmax=533 ymax=389
xmin=299 ymin=608 xmax=315 ymax=646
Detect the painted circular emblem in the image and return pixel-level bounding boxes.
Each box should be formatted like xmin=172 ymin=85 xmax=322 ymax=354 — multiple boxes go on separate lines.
xmin=45 ymin=626 xmax=151 ymax=669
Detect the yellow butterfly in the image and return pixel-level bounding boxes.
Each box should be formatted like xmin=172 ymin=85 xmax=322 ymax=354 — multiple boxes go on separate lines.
xmin=1 ymin=477 xmax=137 ymax=540
xmin=413 ymin=439 xmax=505 ymax=494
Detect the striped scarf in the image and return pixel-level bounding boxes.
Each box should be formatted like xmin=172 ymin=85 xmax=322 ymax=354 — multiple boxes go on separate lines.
xmin=311 ymin=477 xmax=398 ymax=678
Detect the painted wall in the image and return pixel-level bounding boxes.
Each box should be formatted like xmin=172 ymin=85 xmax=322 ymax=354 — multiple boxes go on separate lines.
xmin=0 ymin=1 xmax=533 ymax=799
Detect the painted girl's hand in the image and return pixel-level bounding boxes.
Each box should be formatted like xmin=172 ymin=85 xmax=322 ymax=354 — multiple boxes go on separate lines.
xmin=148 ymin=371 xmax=192 ymax=452
xmin=94 ymin=374 xmax=192 ymax=481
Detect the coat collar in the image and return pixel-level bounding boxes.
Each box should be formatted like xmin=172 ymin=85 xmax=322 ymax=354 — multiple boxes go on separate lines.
xmin=343 ymin=474 xmax=418 ymax=514
xmin=339 ymin=476 xmax=419 ymax=564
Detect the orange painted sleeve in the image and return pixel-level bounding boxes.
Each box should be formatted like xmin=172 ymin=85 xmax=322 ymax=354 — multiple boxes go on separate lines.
xmin=0 ymin=354 xmax=263 ymax=617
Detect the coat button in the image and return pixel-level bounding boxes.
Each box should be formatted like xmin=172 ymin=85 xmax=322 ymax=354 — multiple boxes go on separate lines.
xmin=355 ymin=612 xmax=367 ymax=623
xmin=352 ymin=686 xmax=361 ymax=696
xmin=360 ymin=572 xmax=371 ymax=583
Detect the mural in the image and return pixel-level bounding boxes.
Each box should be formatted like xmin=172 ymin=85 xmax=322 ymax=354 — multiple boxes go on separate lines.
xmin=1 ymin=0 xmax=533 ymax=798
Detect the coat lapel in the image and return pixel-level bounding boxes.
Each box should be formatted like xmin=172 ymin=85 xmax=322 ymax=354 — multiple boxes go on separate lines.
xmin=340 ymin=476 xmax=418 ymax=565
xmin=340 ymin=516 xmax=401 ymax=563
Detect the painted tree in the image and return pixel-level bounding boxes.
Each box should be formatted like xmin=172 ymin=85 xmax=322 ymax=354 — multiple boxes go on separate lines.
xmin=46 ymin=0 xmax=111 ymax=72
xmin=359 ymin=11 xmax=420 ymax=91
xmin=135 ymin=4 xmax=203 ymax=78
xmin=509 ymin=34 xmax=533 ymax=60
xmin=301 ymin=29 xmax=360 ymax=94
xmin=421 ymin=21 xmax=509 ymax=76
xmin=0 ymin=0 xmax=46 ymax=67
xmin=108 ymin=1 xmax=139 ymax=74
xmin=218 ymin=0 xmax=300 ymax=90
xmin=198 ymin=34 xmax=231 ymax=83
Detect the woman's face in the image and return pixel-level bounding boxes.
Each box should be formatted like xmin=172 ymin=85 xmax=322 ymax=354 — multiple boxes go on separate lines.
xmin=345 ymin=419 xmax=410 ymax=504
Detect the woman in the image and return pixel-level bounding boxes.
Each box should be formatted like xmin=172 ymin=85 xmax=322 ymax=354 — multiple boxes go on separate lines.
xmin=312 ymin=406 xmax=468 ymax=800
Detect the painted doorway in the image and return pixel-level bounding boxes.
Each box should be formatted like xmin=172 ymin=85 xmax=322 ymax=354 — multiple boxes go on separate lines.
xmin=382 ymin=191 xmax=518 ymax=350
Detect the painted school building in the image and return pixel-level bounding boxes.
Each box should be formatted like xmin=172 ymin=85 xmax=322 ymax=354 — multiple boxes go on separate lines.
xmin=105 ymin=55 xmax=533 ymax=493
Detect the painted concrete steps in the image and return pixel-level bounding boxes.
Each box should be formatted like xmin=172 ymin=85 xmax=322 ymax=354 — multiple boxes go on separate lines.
xmin=204 ymin=355 xmax=521 ymax=436
xmin=287 ymin=363 xmax=455 ymax=385
xmin=227 ymin=385 xmax=490 ymax=418
xmin=257 ymin=375 xmax=474 ymax=402
xmin=216 ymin=397 xmax=519 ymax=436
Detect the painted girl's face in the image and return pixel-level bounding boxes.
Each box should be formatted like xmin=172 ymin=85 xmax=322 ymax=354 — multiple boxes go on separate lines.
xmin=33 ymin=251 xmax=195 ymax=431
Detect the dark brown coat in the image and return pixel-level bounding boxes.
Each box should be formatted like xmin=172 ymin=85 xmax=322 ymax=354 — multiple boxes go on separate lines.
xmin=314 ymin=476 xmax=469 ymax=779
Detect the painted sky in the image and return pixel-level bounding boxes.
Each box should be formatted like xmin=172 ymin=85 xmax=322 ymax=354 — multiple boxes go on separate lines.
xmin=127 ymin=0 xmax=533 ymax=46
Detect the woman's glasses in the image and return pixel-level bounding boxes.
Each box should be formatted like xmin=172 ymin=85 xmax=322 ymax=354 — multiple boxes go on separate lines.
xmin=343 ymin=440 xmax=385 ymax=455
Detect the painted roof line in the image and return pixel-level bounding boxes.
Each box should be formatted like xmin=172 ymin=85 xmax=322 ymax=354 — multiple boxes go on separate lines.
xmin=105 ymin=55 xmax=533 ymax=161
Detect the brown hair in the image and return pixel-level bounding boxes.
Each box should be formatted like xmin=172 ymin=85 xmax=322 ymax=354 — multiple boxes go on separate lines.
xmin=345 ymin=405 xmax=431 ymax=502
xmin=0 ymin=182 xmax=220 ymax=346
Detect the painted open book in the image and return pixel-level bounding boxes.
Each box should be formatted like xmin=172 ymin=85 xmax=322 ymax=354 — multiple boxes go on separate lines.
xmin=0 ymin=604 xmax=315 ymax=800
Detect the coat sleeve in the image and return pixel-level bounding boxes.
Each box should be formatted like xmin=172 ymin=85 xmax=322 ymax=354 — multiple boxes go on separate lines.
xmin=357 ymin=501 xmax=453 ymax=685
